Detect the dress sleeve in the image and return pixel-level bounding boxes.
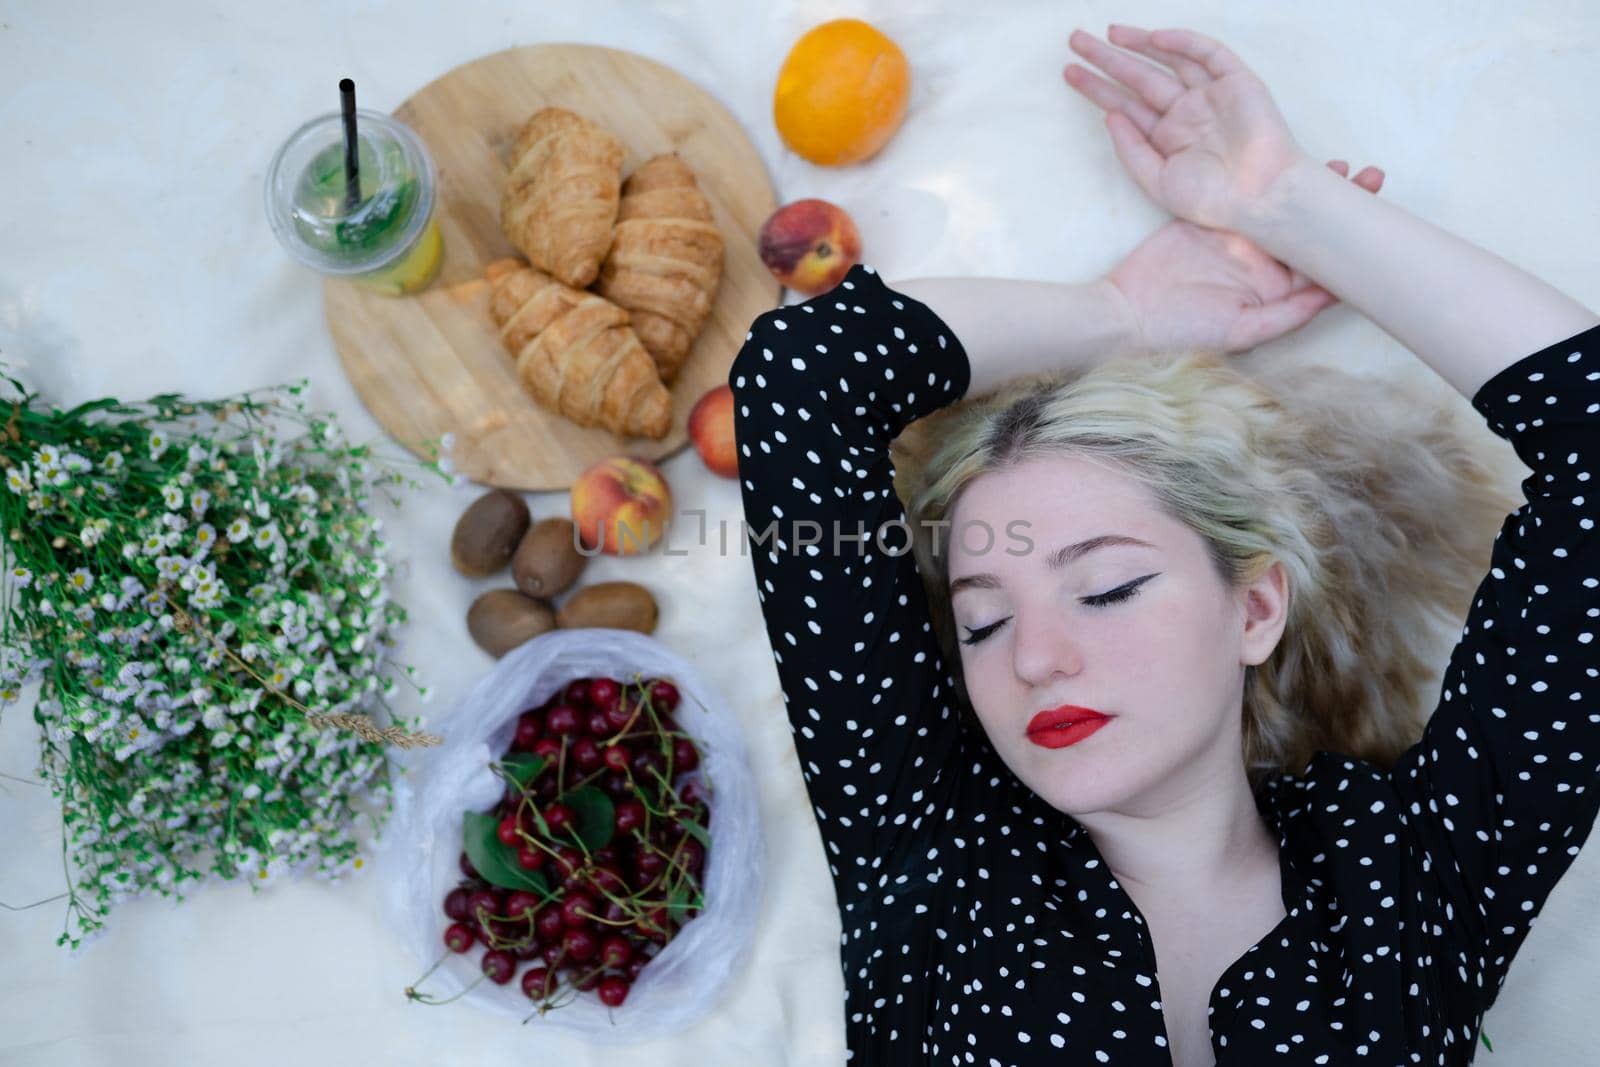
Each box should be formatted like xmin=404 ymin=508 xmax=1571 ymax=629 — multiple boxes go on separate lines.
xmin=727 ymin=262 xmax=972 ymax=905
xmin=1388 ymin=320 xmax=1600 ymax=1015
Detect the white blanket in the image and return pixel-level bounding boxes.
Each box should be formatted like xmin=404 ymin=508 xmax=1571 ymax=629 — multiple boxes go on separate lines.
xmin=2 ymin=2 xmax=1597 ymax=1063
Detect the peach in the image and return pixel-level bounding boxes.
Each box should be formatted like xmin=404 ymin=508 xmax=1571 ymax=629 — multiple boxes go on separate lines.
xmin=757 ymin=198 xmax=862 ymax=296
xmin=570 ymin=456 xmax=673 ymax=556
xmin=688 ymin=384 xmax=738 ymax=479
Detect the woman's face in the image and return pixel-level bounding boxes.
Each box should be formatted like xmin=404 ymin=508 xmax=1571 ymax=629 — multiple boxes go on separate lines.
xmin=945 ymin=453 xmax=1286 ymax=818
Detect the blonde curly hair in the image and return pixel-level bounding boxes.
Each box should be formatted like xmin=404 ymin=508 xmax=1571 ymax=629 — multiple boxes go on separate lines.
xmin=896 ymin=350 xmax=1523 ymax=789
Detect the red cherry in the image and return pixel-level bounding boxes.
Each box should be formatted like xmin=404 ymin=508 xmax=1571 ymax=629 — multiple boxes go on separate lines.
xmin=563 ymin=679 xmax=592 ymax=707
xmin=516 ymin=846 xmax=545 ymax=871
xmin=513 ymin=939 xmax=543 ymax=961
xmin=497 ymin=815 xmax=521 ymax=846
xmin=466 ymin=888 xmax=502 ymax=924
xmin=588 ymin=678 xmax=620 ymax=710
xmin=481 ymin=948 xmax=517 ymax=984
xmin=572 ymin=968 xmax=604 ymax=992
xmin=553 ymin=847 xmax=584 ymax=880
xmin=588 ymin=863 xmax=627 ymax=896
xmin=535 ymin=905 xmax=566 ymax=941
xmin=543 ymin=802 xmax=574 ymax=834
xmin=672 ymin=738 xmax=700 ymax=772
xmin=597 ymin=975 xmax=631 ymax=1007
xmin=585 ymin=710 xmax=612 ymax=737
xmin=676 ymin=838 xmax=706 ymax=875
xmin=540 ymin=942 xmax=565 ymax=967
xmin=546 ymin=704 xmax=582 ymax=736
xmin=614 ymin=799 xmax=646 ymax=834
xmin=682 ymin=779 xmax=710 ymax=808
xmin=563 ymin=927 xmax=598 ymax=961
xmin=572 ymin=737 xmax=603 ymax=771
xmin=514 ymin=711 xmax=543 ymax=750
xmin=444 ymin=922 xmax=476 ymax=953
xmin=458 ymin=851 xmax=481 ymax=880
xmin=593 ymin=845 xmax=619 ymax=865
xmin=505 ymin=890 xmax=541 ymax=921
xmin=603 ymin=772 xmax=632 ymax=798
xmin=603 ymin=899 xmax=629 ymax=924
xmin=599 ymin=934 xmax=633 ymax=969
xmin=443 ymin=886 xmax=472 ymax=921
xmin=631 ymin=748 xmax=666 ymax=779
xmin=522 ymin=966 xmax=552 ymax=999
xmin=602 ymin=745 xmax=630 ymax=773
xmin=634 ymin=850 xmax=666 ymax=881
xmin=533 ymin=737 xmax=562 ymax=760
xmin=647 ymin=679 xmax=680 ymax=713
xmin=604 ymin=697 xmax=635 ymax=733
xmin=561 ymin=891 xmax=597 ymax=928
xmin=625 ymin=956 xmax=648 ymax=981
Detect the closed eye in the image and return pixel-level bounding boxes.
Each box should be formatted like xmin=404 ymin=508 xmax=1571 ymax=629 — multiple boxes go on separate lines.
xmin=958 ymin=573 xmax=1158 ymax=647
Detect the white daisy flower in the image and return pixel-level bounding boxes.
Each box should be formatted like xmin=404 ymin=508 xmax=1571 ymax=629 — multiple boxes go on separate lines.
xmin=162 ymin=484 xmax=184 ymax=510
xmin=149 ymin=431 xmax=168 ymax=459
xmin=9 ymin=566 xmax=32 ymax=588
xmin=68 ymin=568 xmax=94 ymax=592
xmin=227 ymin=517 xmax=251 ymax=541
xmin=6 ymin=468 xmax=30 ymax=493
xmin=102 ymin=451 xmax=123 ymax=472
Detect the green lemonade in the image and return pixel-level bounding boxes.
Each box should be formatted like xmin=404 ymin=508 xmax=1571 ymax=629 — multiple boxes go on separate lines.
xmin=290 ymin=135 xmax=442 ymax=295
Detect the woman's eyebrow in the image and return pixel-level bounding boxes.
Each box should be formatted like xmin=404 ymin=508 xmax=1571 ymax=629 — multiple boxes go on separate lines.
xmin=948 ymin=534 xmax=1156 ymax=596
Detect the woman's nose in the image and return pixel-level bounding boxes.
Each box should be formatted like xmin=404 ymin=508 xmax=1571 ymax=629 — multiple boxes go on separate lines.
xmin=1010 ymin=608 xmax=1084 ymax=685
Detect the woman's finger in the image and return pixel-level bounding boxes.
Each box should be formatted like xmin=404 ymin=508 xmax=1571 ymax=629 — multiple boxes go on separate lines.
xmin=1068 ymin=29 xmax=1186 ymax=114
xmin=1063 ymin=62 xmax=1161 ymax=137
xmin=1232 ymin=285 xmax=1338 ymax=352
xmin=1106 ymin=24 xmax=1212 ymax=89
xmin=1103 ymin=110 xmax=1166 ymax=201
xmin=1147 ymin=27 xmax=1248 ymax=80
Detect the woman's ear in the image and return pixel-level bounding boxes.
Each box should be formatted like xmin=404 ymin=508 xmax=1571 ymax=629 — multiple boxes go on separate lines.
xmin=1239 ymin=558 xmax=1289 ymax=668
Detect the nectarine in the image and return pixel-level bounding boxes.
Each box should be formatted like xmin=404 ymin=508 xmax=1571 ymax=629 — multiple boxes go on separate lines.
xmin=689 ymin=385 xmax=738 ymax=479
xmin=570 ymin=456 xmax=674 ymax=556
xmin=758 ymin=198 xmax=862 ymax=296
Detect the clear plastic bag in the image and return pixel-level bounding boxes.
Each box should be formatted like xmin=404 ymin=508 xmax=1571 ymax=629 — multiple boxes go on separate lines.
xmin=379 ymin=628 xmax=764 ymax=1041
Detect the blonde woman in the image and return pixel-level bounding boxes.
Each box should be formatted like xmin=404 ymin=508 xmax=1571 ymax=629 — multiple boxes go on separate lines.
xmin=728 ymin=24 xmax=1600 ymax=1067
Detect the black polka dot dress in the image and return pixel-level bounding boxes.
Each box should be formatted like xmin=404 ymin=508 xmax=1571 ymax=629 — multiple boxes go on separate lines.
xmin=727 ymin=262 xmax=1600 ymax=1065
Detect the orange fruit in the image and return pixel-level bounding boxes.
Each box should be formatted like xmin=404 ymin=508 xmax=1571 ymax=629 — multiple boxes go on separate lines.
xmin=773 ymin=18 xmax=911 ymax=166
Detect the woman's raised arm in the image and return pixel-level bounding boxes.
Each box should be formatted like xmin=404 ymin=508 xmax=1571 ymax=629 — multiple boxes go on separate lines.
xmin=1063 ymin=23 xmax=1599 ymax=401
xmin=1239 ymin=157 xmax=1599 ymax=402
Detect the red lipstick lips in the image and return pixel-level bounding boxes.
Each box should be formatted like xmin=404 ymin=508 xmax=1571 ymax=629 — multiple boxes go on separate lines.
xmin=1026 ymin=705 xmax=1111 ymax=749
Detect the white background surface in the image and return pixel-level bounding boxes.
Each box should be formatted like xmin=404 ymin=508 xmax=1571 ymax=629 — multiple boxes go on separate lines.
xmin=3 ymin=1 xmax=1599 ymax=1064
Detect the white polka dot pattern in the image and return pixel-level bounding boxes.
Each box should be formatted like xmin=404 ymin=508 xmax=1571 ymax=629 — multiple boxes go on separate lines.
xmin=727 ymin=262 xmax=1600 ymax=1065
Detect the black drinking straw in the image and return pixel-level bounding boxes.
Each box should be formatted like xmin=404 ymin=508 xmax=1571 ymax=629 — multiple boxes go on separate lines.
xmin=339 ymin=78 xmax=360 ymax=210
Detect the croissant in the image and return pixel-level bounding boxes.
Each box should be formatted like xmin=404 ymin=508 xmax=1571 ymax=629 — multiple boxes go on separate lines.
xmin=501 ymin=107 xmax=624 ymax=289
xmin=591 ymin=154 xmax=724 ymax=383
xmin=485 ymin=258 xmax=672 ymax=440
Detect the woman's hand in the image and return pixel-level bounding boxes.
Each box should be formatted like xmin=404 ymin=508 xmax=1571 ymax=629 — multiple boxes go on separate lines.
xmin=1064 ymin=25 xmax=1309 ymax=233
xmin=1106 ymin=160 xmax=1386 ymax=356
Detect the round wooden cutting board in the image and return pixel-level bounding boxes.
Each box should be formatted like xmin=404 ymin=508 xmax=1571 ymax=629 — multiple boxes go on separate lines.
xmin=324 ymin=43 xmax=780 ymax=491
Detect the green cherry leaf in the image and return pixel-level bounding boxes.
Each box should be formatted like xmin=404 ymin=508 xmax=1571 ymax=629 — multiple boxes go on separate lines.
xmin=680 ymin=815 xmax=710 ymax=849
xmin=462 ymin=811 xmax=551 ymax=896
xmin=665 ymin=879 xmax=694 ymax=921
xmin=495 ymin=753 xmax=545 ymax=791
xmin=563 ymin=786 xmax=615 ymax=851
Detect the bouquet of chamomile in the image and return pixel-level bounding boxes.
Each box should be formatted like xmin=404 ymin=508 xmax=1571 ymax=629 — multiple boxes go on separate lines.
xmin=0 ymin=369 xmax=449 ymax=948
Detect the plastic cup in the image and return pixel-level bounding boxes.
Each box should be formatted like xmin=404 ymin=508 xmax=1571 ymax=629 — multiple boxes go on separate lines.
xmin=265 ymin=108 xmax=444 ymax=295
